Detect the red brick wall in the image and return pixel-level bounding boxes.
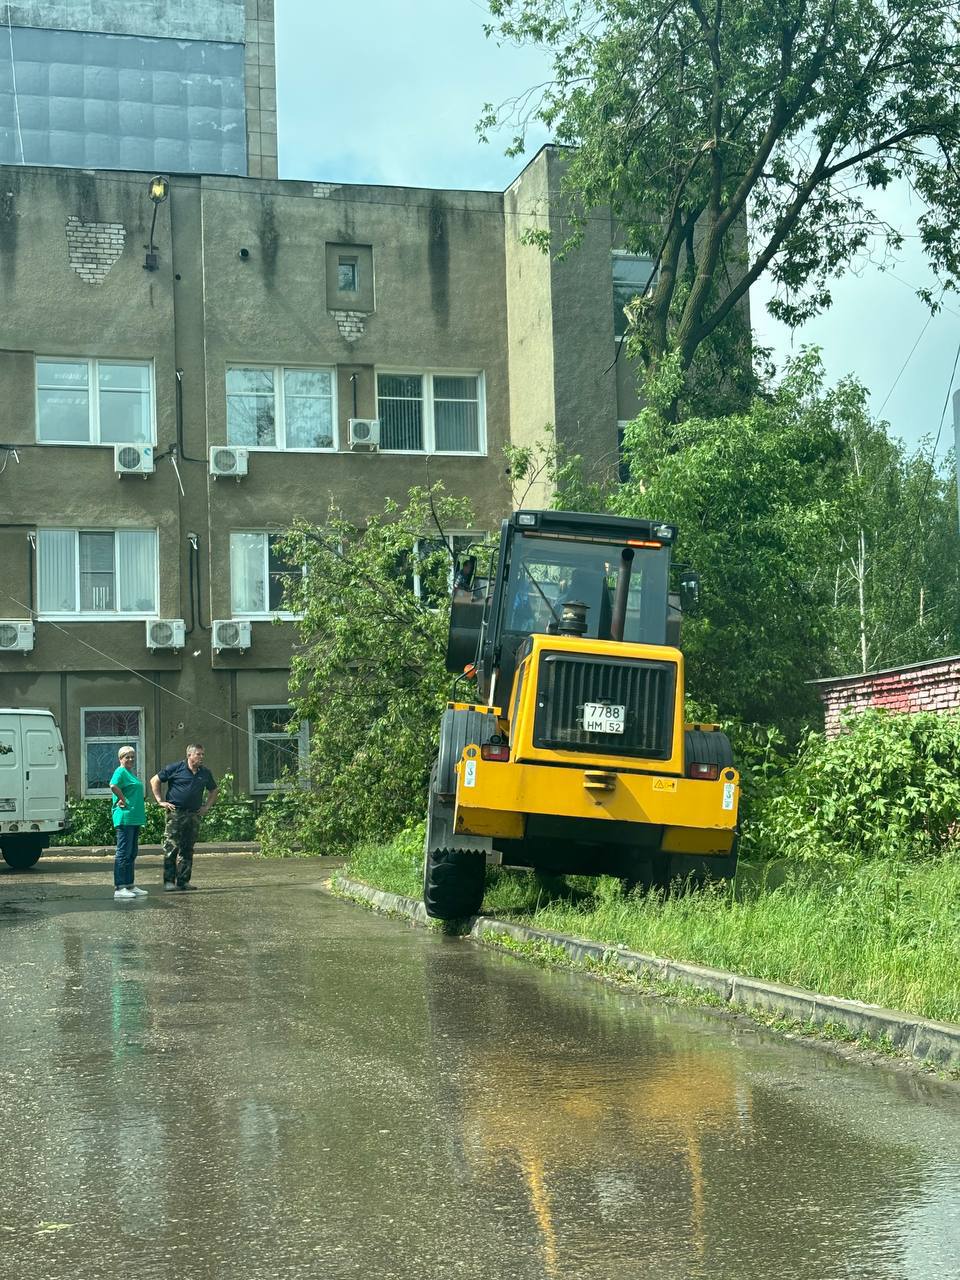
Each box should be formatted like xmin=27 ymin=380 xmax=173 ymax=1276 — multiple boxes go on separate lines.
xmin=819 ymin=658 xmax=960 ymax=737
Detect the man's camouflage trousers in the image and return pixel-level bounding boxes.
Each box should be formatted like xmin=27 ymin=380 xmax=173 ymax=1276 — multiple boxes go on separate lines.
xmin=162 ymin=808 xmax=201 ymax=887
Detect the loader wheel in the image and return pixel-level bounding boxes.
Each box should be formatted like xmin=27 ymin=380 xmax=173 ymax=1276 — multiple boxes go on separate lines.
xmin=423 ymin=847 xmax=486 ymax=921
xmin=620 ymin=850 xmax=672 ymax=895
xmin=422 ymin=761 xmax=486 ymax=920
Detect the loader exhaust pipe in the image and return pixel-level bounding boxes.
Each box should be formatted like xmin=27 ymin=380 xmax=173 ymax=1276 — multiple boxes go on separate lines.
xmin=610 ymin=548 xmax=634 ymax=642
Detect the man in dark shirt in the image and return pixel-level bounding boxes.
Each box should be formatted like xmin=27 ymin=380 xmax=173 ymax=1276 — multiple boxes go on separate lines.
xmin=150 ymin=742 xmax=218 ymax=891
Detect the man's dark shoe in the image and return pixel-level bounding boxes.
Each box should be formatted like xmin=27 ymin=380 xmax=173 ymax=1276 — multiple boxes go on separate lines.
xmin=176 ymin=883 xmax=198 ymax=891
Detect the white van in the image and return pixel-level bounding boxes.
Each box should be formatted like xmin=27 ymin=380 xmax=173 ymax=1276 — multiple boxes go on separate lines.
xmin=0 ymin=709 xmax=68 ymax=869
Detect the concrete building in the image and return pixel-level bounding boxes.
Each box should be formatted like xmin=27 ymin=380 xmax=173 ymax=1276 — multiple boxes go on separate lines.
xmin=0 ymin=147 xmax=645 ymax=797
xmin=0 ymin=0 xmax=277 ymax=177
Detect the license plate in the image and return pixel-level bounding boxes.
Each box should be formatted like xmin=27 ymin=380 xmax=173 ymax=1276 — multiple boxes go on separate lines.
xmin=0 ymin=799 xmax=15 ymax=811
xmin=582 ymin=703 xmax=626 ymax=734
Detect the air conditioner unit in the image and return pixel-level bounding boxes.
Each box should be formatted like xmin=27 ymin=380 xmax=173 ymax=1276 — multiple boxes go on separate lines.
xmin=212 ymin=619 xmax=252 ymax=652
xmin=0 ymin=620 xmax=34 ymax=652
xmin=145 ymin=618 xmax=185 ymax=651
xmin=209 ymin=446 xmax=249 ymax=479
xmin=115 ymin=443 xmax=154 ymax=476
xmin=348 ymin=418 xmax=380 ymax=451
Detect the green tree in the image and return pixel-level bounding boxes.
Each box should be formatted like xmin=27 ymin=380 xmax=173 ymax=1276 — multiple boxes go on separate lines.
xmin=831 ymin=396 xmax=960 ymax=673
xmin=483 ymin=0 xmax=960 ymax=395
xmin=265 ymin=487 xmax=478 ymax=855
xmin=615 ymin=351 xmax=849 ymax=730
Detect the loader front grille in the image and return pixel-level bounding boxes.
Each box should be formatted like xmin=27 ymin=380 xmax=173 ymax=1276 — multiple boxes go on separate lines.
xmin=533 ymin=653 xmax=676 ymax=759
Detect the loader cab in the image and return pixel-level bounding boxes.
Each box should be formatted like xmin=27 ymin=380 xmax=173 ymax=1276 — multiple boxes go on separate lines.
xmin=446 ymin=510 xmax=678 ymax=705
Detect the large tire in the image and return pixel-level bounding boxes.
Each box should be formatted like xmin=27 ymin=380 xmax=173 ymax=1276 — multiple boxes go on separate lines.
xmin=1 ymin=837 xmax=45 ymax=870
xmin=423 ymin=762 xmax=486 ymax=920
xmin=620 ymin=849 xmax=673 ymax=894
xmin=684 ymin=727 xmax=734 ymax=770
xmin=423 ymin=847 xmax=486 ymax=920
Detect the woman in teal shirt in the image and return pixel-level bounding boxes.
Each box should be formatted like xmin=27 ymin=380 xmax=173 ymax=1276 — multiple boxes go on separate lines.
xmin=109 ymin=746 xmax=147 ymax=901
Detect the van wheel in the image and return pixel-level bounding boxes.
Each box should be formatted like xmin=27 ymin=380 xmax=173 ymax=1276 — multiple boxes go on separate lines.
xmin=1 ymin=837 xmax=45 ymax=870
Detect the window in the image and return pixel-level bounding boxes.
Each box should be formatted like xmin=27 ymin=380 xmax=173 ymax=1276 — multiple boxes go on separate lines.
xmin=230 ymin=532 xmax=303 ymax=616
xmin=226 ymin=366 xmax=336 ymax=451
xmin=337 ymin=256 xmax=358 ymax=292
xmin=82 ymin=708 xmax=144 ymax=796
xmin=249 ymin=706 xmax=308 ymax=792
xmin=412 ymin=533 xmax=479 ymax=607
xmin=36 ymin=358 xmax=154 ymax=445
xmin=377 ymin=372 xmax=484 ymax=453
xmin=612 ymin=252 xmax=656 ymax=337
xmin=38 ymin=529 xmax=158 ymax=617
xmin=325 ymin=242 xmax=374 ymax=310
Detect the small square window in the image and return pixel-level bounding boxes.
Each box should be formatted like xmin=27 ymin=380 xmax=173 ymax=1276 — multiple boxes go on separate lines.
xmin=338 ymin=258 xmax=358 ymax=292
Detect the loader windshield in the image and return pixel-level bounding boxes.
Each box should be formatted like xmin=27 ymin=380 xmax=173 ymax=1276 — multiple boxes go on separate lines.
xmin=504 ymin=534 xmax=670 ymax=645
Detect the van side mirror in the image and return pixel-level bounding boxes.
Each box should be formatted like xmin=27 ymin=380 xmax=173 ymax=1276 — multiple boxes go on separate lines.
xmin=679 ymin=570 xmax=700 ymax=616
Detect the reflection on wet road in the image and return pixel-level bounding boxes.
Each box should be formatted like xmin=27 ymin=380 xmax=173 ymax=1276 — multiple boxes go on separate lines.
xmin=1 ymin=856 xmax=959 ymax=1280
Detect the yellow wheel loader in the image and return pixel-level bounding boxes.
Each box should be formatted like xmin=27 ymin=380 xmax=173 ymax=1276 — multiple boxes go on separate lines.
xmin=423 ymin=509 xmax=740 ymax=921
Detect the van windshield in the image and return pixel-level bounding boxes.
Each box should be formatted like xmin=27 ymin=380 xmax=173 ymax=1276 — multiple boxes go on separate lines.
xmin=505 ymin=534 xmax=670 ymax=645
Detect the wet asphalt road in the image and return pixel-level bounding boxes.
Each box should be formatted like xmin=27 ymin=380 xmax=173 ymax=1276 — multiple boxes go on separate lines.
xmin=1 ymin=854 xmax=959 ymax=1280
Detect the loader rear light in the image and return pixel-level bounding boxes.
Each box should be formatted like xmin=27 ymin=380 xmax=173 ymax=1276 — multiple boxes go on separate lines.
xmin=481 ymin=743 xmax=511 ymax=762
xmin=688 ymin=761 xmax=720 ymax=780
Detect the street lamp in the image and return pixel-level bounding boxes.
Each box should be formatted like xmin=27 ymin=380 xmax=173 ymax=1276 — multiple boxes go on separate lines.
xmin=144 ymin=175 xmax=170 ymax=272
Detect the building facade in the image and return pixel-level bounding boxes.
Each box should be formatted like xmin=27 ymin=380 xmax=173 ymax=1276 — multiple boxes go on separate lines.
xmin=0 ymin=147 xmax=644 ymax=797
xmin=814 ymin=657 xmax=960 ymax=738
xmin=0 ymin=0 xmax=277 ymax=177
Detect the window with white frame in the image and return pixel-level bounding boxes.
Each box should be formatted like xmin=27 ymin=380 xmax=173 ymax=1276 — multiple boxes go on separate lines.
xmin=412 ymin=532 xmax=480 ymax=607
xmin=82 ymin=707 xmax=144 ymax=795
xmin=230 ymin=532 xmax=304 ymax=616
xmin=226 ymin=366 xmax=336 ymax=450
xmin=249 ymin=706 xmax=308 ymax=792
xmin=612 ymin=252 xmax=656 ymax=338
xmin=36 ymin=358 xmax=154 ymax=445
xmin=377 ymin=372 xmax=484 ymax=453
xmin=38 ymin=529 xmax=159 ymax=617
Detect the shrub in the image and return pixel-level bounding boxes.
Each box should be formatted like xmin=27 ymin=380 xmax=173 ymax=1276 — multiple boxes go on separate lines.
xmin=52 ymin=772 xmax=255 ymax=846
xmin=752 ymin=709 xmax=960 ymax=866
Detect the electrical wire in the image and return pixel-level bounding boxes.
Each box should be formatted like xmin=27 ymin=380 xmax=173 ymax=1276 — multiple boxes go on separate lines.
xmin=5 ymin=5 xmax=24 ymax=164
xmin=2 ymin=592 xmax=304 ymax=767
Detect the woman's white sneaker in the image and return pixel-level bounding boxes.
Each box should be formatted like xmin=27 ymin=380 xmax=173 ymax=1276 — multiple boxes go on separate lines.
xmin=130 ymin=886 xmax=148 ymax=897
xmin=114 ymin=887 xmax=136 ymax=900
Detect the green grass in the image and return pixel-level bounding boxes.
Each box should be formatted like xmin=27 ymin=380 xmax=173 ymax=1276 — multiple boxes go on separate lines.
xmin=345 ymin=825 xmax=960 ymax=1025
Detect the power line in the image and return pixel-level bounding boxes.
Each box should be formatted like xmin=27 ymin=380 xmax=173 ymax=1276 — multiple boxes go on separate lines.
xmin=2 ymin=592 xmax=305 ymax=767
xmin=876 ymin=310 xmax=936 ymax=416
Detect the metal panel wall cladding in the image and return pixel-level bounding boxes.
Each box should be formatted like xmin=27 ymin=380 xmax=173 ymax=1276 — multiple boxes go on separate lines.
xmin=533 ymin=653 xmax=676 ymax=759
xmin=0 ymin=26 xmax=246 ymax=173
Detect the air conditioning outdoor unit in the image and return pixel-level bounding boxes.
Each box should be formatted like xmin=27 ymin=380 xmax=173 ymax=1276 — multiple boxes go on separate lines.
xmin=145 ymin=618 xmax=186 ymax=651
xmin=348 ymin=418 xmax=380 ymax=451
xmin=209 ymin=446 xmax=249 ymax=479
xmin=0 ymin=621 xmax=35 ymax=652
xmin=212 ymin=619 xmax=252 ymax=653
xmin=114 ymin=443 xmax=154 ymax=476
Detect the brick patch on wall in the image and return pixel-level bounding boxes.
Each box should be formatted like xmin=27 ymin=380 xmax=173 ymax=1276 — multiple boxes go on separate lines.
xmin=818 ymin=657 xmax=960 ymax=737
xmin=65 ymin=216 xmax=125 ymax=283
xmin=331 ymin=309 xmax=366 ymax=342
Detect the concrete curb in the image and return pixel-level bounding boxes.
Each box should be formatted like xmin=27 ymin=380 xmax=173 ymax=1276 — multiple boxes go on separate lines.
xmin=334 ymin=876 xmax=960 ymax=1072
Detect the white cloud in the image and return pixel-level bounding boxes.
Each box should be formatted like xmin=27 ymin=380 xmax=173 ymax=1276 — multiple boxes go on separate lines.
xmin=276 ymin=1 xmax=959 ymax=454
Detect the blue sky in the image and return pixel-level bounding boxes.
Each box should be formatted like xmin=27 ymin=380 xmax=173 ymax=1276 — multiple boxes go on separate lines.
xmin=275 ymin=0 xmax=959 ymax=457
